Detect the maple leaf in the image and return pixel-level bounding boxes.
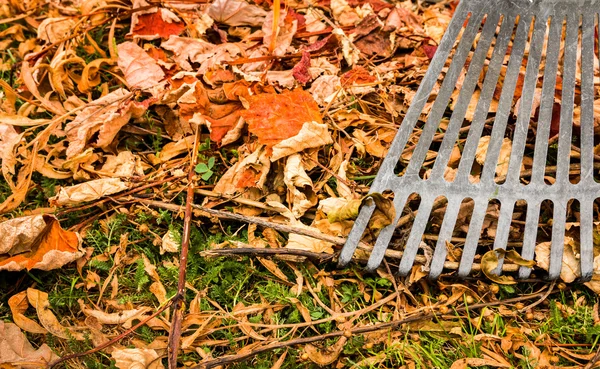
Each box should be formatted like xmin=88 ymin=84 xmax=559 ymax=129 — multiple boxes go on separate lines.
xmin=0 ymin=215 xmax=83 ymax=271
xmin=132 ymin=9 xmax=185 ymax=39
xmin=241 ymin=89 xmax=322 ymax=147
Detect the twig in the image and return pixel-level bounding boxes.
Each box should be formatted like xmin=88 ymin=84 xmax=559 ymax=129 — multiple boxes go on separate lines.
xmin=167 ymin=131 xmax=201 ymax=368
xmin=189 ymin=289 xmax=557 ymax=369
xmin=138 ymin=198 xmax=524 ymax=273
xmin=202 ymin=247 xmax=335 ymax=263
xmin=48 ymin=300 xmax=172 ymax=368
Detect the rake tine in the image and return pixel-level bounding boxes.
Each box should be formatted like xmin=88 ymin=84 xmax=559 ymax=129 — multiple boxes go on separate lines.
xmin=365 ymin=192 xmax=410 ymax=271
xmin=458 ymin=198 xmax=489 ymax=277
xmin=548 ymin=201 xmax=567 ymax=280
xmin=492 ymin=200 xmax=515 ymax=275
xmin=519 ymin=201 xmax=541 ymax=279
xmin=578 ymin=198 xmax=594 ymax=281
xmin=428 ymin=196 xmax=463 ymax=279
xmin=580 ymin=12 xmax=595 ymax=184
xmin=396 ymin=195 xmax=435 ymax=276
xmin=338 ymin=202 xmax=375 ymax=267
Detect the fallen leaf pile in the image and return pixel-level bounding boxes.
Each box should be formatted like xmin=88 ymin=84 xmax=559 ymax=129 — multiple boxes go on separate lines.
xmin=0 ymin=0 xmax=600 ymax=367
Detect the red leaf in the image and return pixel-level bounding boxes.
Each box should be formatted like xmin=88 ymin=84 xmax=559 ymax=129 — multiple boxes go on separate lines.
xmin=341 ymin=66 xmax=376 ymax=87
xmin=133 ymin=10 xmax=185 ymax=39
xmin=241 ymin=89 xmax=322 ymax=147
xmin=292 ymin=51 xmax=312 ymax=84
xmin=422 ymin=44 xmax=437 ymax=60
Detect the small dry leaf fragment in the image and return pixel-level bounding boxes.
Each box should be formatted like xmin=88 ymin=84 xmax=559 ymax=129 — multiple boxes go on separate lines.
xmin=117 ymin=42 xmax=165 ymax=90
xmin=319 ymin=197 xmax=362 ymax=223
xmin=0 ymin=122 xmax=21 ymax=176
xmin=480 ymin=250 xmax=517 ymax=285
xmin=213 ymin=146 xmax=271 ymax=195
xmin=8 ymin=291 xmax=48 ymax=334
xmin=161 ymin=231 xmax=180 ymax=254
xmin=263 ymin=9 xmax=298 ymax=56
xmin=242 ymin=89 xmax=322 ymax=148
xmin=0 ymin=321 xmax=59 ymax=368
xmin=365 ymin=193 xmax=396 ymax=233
xmin=0 ymin=215 xmax=83 ymax=272
xmin=309 ymin=75 xmax=342 ymax=106
xmin=78 ymin=300 xmax=153 ymax=327
xmin=27 ymin=288 xmax=85 ymax=340
xmin=37 ymin=17 xmax=76 ymax=43
xmin=49 ymin=178 xmax=129 ymax=206
xmin=207 ymin=0 xmax=267 ymax=26
xmin=449 ymin=358 xmax=509 ymax=369
xmin=304 ymin=336 xmax=347 ymax=366
xmin=111 ymin=348 xmax=164 ymax=369
xmin=64 ymin=88 xmax=147 ymax=159
xmin=100 ymin=151 xmax=145 ymax=178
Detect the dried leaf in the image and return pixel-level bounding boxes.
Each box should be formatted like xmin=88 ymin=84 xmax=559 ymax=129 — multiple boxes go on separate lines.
xmin=0 ymin=215 xmax=83 ymax=272
xmin=207 ymin=0 xmax=267 ymax=26
xmin=27 ymin=288 xmax=85 ymax=340
xmin=320 ymin=197 xmax=362 ymax=223
xmin=535 ymin=237 xmax=580 ymax=283
xmin=213 ymin=146 xmax=271 ymax=195
xmin=304 ymin=336 xmax=347 ymax=366
xmin=263 ymin=9 xmax=298 ymax=56
xmin=64 ymin=88 xmax=147 ymax=158
xmin=49 ymin=178 xmax=129 ymax=206
xmin=284 ymin=154 xmax=318 ymax=218
xmin=271 ymin=121 xmax=333 ymax=161
xmin=0 ymin=321 xmax=59 ymax=368
xmin=111 ymin=348 xmax=164 ymax=369
xmin=78 ymin=300 xmax=153 ymax=328
xmin=161 ymin=230 xmax=180 ymax=254
xmin=117 ymin=42 xmax=165 ymax=90
xmin=100 ymin=151 xmax=145 ymax=178
xmin=480 ymin=250 xmax=517 ymax=285
xmin=132 ymin=8 xmax=184 ymax=40
xmin=365 ymin=193 xmax=396 ymax=233
xmin=37 ymin=17 xmax=76 ymax=43
xmin=242 ymin=89 xmax=322 ymax=148
xmin=8 ymin=291 xmax=48 ymax=334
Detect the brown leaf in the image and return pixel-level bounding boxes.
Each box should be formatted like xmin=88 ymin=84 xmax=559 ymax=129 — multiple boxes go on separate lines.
xmin=49 ymin=178 xmax=129 ymax=206
xmin=8 ymin=291 xmax=48 ymax=334
xmin=117 ymin=42 xmax=165 ymax=90
xmin=111 ymin=348 xmax=164 ymax=369
xmin=207 ymin=0 xmax=267 ymax=26
xmin=37 ymin=17 xmax=76 ymax=43
xmin=304 ymin=336 xmax=347 ymax=366
xmin=271 ymin=121 xmax=333 ymax=161
xmin=64 ymin=88 xmax=147 ymax=159
xmin=78 ymin=300 xmax=153 ymax=328
xmin=242 ymin=89 xmax=323 ymax=148
xmin=0 ymin=321 xmax=59 ymax=368
xmin=366 ymin=193 xmax=396 ymax=233
xmin=263 ymin=9 xmax=298 ymax=56
xmin=535 ymin=237 xmax=580 ymax=283
xmin=480 ymin=250 xmax=517 ymax=285
xmin=27 ymin=288 xmax=85 ymax=340
xmin=0 ymin=215 xmax=83 ymax=272
xmin=284 ymin=154 xmax=318 ymax=218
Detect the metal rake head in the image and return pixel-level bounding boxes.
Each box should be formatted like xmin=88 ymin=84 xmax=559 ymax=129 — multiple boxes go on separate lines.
xmin=339 ymin=0 xmax=600 ymax=280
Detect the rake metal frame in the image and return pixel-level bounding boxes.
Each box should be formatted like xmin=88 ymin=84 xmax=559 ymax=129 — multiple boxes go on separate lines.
xmin=339 ymin=0 xmax=600 ymax=280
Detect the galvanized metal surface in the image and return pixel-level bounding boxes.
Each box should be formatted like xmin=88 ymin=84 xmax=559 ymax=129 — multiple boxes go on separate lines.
xmin=339 ymin=0 xmax=600 ymax=280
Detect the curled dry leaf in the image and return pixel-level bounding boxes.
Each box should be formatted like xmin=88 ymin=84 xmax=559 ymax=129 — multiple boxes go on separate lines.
xmin=213 ymin=146 xmax=271 ymax=195
xmin=78 ymin=300 xmax=153 ymax=328
xmin=0 ymin=321 xmax=59 ymax=368
xmin=320 ymin=197 xmax=362 ymax=223
xmin=111 ymin=348 xmax=164 ymax=369
xmin=304 ymin=336 xmax=347 ymax=366
xmin=207 ymin=0 xmax=267 ymax=26
xmin=0 ymin=214 xmax=83 ymax=272
xmin=271 ymin=121 xmax=333 ymax=161
xmin=37 ymin=17 xmax=76 ymax=43
xmin=535 ymin=237 xmax=580 ymax=283
xmin=0 ymin=122 xmax=21 ymax=176
xmin=8 ymin=291 xmax=48 ymax=334
xmin=27 ymin=288 xmax=85 ymax=340
xmin=49 ymin=178 xmax=129 ymax=206
xmin=481 ymin=249 xmax=535 ymax=285
xmin=284 ymin=154 xmax=318 ymax=218
xmin=263 ymin=9 xmax=298 ymax=56
xmin=100 ymin=151 xmax=145 ymax=178
xmin=65 ymin=88 xmax=147 ymax=159
xmin=117 ymin=42 xmax=165 ymax=90
xmin=309 ymin=75 xmax=342 ymax=106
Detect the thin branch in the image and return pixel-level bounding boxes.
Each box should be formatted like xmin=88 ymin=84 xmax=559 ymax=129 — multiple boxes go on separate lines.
xmin=167 ymin=131 xmax=200 ymax=369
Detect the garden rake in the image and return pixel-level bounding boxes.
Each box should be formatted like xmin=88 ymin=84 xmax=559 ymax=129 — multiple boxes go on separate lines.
xmin=339 ymin=0 xmax=600 ymax=280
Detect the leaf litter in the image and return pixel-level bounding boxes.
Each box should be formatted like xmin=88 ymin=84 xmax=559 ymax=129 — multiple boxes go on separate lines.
xmin=0 ymin=0 xmax=599 ymax=368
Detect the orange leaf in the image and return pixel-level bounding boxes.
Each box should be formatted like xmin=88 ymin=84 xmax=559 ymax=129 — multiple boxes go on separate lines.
xmin=0 ymin=216 xmax=82 ymax=271
xmin=241 ymin=89 xmax=322 ymax=147
xmin=341 ymin=66 xmax=376 ymax=87
xmin=133 ymin=10 xmax=185 ymax=39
